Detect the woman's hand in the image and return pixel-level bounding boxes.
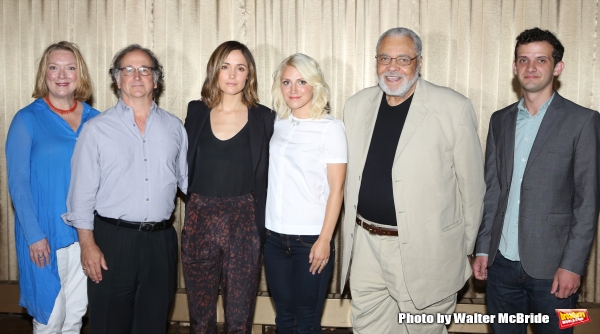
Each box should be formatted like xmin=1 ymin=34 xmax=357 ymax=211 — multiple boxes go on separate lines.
xmin=29 ymin=238 xmax=51 ymax=268
xmin=308 ymin=237 xmax=330 ymax=275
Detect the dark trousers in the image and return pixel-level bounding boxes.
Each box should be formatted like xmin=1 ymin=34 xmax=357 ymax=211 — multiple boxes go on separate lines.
xmin=263 ymin=230 xmax=334 ymax=334
xmin=182 ymin=193 xmax=262 ymax=334
xmin=88 ymin=216 xmax=178 ymax=334
xmin=486 ymin=252 xmax=578 ymax=334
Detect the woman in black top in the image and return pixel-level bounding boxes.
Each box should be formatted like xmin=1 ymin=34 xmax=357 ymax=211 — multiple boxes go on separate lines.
xmin=183 ymin=41 xmax=275 ymax=333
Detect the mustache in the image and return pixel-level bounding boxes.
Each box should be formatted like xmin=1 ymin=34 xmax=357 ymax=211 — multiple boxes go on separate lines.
xmin=381 ymin=71 xmax=407 ymax=78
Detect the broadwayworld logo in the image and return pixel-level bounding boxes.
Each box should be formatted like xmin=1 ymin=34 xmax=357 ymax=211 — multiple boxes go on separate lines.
xmin=555 ymin=309 xmax=590 ymax=329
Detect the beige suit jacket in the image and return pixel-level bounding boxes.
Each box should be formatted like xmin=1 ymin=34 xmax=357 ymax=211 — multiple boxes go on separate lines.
xmin=341 ymin=78 xmax=485 ymax=309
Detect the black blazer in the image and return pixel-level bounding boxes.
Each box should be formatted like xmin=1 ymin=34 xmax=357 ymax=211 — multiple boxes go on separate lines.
xmin=476 ymin=93 xmax=600 ymax=279
xmin=184 ymin=100 xmax=275 ymax=243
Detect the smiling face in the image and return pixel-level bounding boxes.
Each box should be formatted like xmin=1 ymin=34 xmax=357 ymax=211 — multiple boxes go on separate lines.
xmin=117 ymin=50 xmax=157 ymax=103
xmin=45 ymin=50 xmax=78 ymax=100
xmin=280 ymin=65 xmax=314 ymax=117
xmin=217 ymin=50 xmax=249 ymax=97
xmin=376 ymin=35 xmax=421 ymax=97
xmin=513 ymin=41 xmax=564 ymax=95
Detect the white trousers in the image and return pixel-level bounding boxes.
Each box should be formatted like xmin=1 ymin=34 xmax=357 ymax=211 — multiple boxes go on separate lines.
xmin=350 ymin=219 xmax=457 ymax=334
xmin=33 ymin=242 xmax=88 ymax=334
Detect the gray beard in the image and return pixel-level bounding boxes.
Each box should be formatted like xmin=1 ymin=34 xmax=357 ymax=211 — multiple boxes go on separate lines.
xmin=378 ymin=71 xmax=419 ymax=97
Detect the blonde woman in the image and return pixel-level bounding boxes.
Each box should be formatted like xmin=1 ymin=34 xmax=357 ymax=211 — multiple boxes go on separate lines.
xmin=264 ymin=53 xmax=347 ymax=333
xmin=6 ymin=41 xmax=99 ymax=333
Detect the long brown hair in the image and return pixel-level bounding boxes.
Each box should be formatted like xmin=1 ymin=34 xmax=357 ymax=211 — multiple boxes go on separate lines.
xmin=201 ymin=41 xmax=259 ymax=108
xmin=32 ymin=41 xmax=93 ymax=101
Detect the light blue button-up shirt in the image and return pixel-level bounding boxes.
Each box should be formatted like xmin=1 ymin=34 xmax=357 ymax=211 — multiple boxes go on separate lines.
xmin=499 ymin=93 xmax=555 ymax=261
xmin=62 ymin=99 xmax=188 ymax=230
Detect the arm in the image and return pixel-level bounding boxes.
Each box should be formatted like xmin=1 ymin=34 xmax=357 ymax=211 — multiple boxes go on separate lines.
xmin=473 ymin=115 xmax=501 ymax=280
xmin=309 ymin=120 xmax=348 ymax=274
xmin=453 ymin=100 xmax=485 ymax=256
xmin=62 ymin=122 xmax=106 ymax=282
xmin=6 ymin=112 xmax=51 ymax=268
xmin=552 ymin=111 xmax=600 ymax=297
xmin=309 ymin=163 xmax=346 ymax=274
xmin=176 ymin=121 xmax=188 ymax=194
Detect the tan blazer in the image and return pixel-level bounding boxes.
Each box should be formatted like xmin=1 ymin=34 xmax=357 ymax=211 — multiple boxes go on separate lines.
xmin=341 ymin=78 xmax=485 ymax=309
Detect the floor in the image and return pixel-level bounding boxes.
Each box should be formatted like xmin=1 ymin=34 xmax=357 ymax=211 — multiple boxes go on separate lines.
xmin=0 ymin=314 xmax=355 ymax=333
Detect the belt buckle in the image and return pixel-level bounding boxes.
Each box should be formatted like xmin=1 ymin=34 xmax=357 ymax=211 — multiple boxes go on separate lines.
xmin=367 ymin=225 xmax=377 ymax=235
xmin=139 ymin=222 xmax=154 ymax=232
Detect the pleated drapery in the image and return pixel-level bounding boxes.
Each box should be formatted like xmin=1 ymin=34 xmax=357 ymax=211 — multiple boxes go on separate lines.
xmin=1 ymin=0 xmax=599 ymax=303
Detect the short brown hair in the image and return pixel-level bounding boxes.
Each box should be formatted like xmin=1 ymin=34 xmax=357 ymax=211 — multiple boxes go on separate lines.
xmin=32 ymin=41 xmax=93 ymax=101
xmin=201 ymin=41 xmax=259 ymax=108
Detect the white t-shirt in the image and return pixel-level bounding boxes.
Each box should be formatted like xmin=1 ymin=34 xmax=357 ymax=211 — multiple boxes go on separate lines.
xmin=266 ymin=114 xmax=347 ymax=235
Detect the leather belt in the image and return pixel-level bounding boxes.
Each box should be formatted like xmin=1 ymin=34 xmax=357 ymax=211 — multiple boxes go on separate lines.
xmin=356 ymin=216 xmax=398 ymax=236
xmin=96 ymin=214 xmax=172 ymax=232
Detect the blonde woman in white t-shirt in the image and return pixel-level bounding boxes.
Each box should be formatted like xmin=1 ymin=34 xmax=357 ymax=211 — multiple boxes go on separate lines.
xmin=265 ymin=53 xmax=347 ymax=333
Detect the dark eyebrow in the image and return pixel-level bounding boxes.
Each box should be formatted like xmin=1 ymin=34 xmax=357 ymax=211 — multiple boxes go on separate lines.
xmin=223 ymin=62 xmax=247 ymax=67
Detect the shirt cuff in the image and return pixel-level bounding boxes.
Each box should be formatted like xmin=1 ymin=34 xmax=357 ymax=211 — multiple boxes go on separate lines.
xmin=61 ymin=212 xmax=94 ymax=230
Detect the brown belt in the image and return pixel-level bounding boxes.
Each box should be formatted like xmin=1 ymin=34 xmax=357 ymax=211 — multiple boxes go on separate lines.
xmin=356 ymin=216 xmax=398 ymax=236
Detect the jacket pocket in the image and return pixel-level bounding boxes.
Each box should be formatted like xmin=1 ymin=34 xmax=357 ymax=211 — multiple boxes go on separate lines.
xmin=547 ymin=213 xmax=573 ymax=226
xmin=443 ymin=219 xmax=463 ymax=232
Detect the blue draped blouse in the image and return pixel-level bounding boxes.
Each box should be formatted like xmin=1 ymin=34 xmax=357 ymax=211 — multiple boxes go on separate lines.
xmin=5 ymin=98 xmax=99 ymax=323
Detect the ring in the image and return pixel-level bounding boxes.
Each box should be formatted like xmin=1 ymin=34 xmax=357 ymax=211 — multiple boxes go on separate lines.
xmin=322 ymin=261 xmax=327 ymax=264
xmin=38 ymin=254 xmax=44 ymax=259
xmin=82 ymin=267 xmax=87 ymax=271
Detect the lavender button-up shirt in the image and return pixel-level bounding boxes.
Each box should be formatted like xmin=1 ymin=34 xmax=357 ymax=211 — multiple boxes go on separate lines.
xmin=62 ymin=99 xmax=188 ymax=229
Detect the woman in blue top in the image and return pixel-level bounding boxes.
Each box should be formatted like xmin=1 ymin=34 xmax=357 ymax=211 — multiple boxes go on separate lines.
xmin=6 ymin=41 xmax=100 ymax=333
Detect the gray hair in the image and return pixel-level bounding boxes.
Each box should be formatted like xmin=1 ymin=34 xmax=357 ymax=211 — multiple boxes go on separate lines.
xmin=376 ymin=27 xmax=423 ymax=56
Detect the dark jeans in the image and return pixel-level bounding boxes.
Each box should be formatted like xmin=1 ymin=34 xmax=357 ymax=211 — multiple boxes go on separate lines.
xmin=182 ymin=193 xmax=262 ymax=334
xmin=88 ymin=216 xmax=178 ymax=334
xmin=487 ymin=252 xmax=578 ymax=334
xmin=263 ymin=230 xmax=334 ymax=334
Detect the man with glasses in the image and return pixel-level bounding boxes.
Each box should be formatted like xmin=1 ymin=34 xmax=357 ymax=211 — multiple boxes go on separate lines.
xmin=474 ymin=28 xmax=600 ymax=334
xmin=63 ymin=44 xmax=187 ymax=333
xmin=340 ymin=27 xmax=485 ymax=333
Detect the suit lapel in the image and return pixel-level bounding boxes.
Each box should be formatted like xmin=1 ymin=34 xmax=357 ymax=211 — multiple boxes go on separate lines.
xmin=186 ymin=102 xmax=209 ymax=168
xmin=248 ymin=106 xmax=264 ymax=174
xmin=358 ymin=89 xmax=384 ymax=169
xmin=523 ymin=93 xmax=565 ymax=177
xmin=393 ymin=78 xmax=428 ymax=164
xmin=503 ymin=106 xmax=518 ymax=186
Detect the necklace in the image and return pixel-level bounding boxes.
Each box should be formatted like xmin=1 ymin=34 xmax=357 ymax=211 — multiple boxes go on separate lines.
xmin=44 ymin=96 xmax=78 ymax=114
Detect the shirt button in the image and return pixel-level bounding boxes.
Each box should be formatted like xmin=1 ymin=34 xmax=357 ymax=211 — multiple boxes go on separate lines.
xmin=145 ymin=178 xmax=148 ymax=181
xmin=144 ymin=159 xmax=147 ymax=161
xmin=146 ymin=198 xmax=149 ymax=201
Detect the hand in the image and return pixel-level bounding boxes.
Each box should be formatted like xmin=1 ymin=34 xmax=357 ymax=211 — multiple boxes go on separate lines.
xmin=29 ymin=238 xmax=50 ymax=268
xmin=551 ymin=268 xmax=580 ymax=299
xmin=308 ymin=237 xmax=330 ymax=275
xmin=79 ymin=238 xmax=108 ymax=284
xmin=473 ymin=256 xmax=488 ymax=280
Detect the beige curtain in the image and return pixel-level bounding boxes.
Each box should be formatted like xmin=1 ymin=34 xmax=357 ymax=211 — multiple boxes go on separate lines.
xmin=1 ymin=0 xmax=599 ymax=303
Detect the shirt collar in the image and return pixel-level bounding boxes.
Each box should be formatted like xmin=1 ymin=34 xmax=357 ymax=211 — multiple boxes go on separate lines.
xmin=116 ymin=98 xmax=158 ymax=114
xmin=517 ymin=92 xmax=555 ymax=118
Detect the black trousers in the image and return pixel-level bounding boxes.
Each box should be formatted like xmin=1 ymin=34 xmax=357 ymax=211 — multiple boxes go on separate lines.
xmin=88 ymin=216 xmax=178 ymax=334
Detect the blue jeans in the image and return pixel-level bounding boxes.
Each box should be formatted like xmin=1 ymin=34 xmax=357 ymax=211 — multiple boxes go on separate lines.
xmin=487 ymin=252 xmax=578 ymax=334
xmin=263 ymin=230 xmax=334 ymax=334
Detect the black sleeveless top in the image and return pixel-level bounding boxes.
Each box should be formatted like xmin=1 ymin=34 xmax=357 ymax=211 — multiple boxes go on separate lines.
xmin=188 ymin=118 xmax=254 ymax=197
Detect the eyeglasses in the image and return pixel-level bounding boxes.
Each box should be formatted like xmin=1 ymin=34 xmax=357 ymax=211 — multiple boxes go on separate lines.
xmin=119 ymin=66 xmax=154 ymax=76
xmin=375 ymin=55 xmax=418 ymax=66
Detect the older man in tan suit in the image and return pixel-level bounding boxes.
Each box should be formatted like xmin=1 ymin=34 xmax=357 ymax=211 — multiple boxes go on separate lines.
xmin=341 ymin=27 xmax=485 ymax=334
